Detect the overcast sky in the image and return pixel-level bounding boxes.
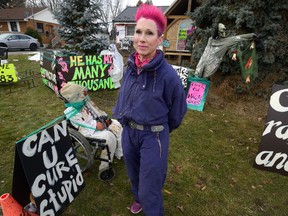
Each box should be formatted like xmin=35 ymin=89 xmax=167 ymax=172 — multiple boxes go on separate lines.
xmin=124 ymin=0 xmax=175 ymax=7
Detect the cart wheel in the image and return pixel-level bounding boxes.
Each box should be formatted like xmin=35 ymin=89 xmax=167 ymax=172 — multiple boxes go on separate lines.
xmin=98 ymin=168 xmax=115 ymax=181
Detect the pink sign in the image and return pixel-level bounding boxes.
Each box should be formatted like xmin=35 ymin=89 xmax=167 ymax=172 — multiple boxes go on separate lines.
xmin=186 ymin=81 xmax=206 ymax=105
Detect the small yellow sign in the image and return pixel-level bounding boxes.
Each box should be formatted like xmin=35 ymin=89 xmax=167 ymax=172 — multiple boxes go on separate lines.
xmin=0 ymin=64 xmax=18 ymax=83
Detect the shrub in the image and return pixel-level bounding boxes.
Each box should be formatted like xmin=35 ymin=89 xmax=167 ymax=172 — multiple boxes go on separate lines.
xmin=25 ymin=27 xmax=43 ymax=45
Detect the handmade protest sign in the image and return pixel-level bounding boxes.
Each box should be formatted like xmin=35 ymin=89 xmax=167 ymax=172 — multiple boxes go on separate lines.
xmin=254 ymin=84 xmax=288 ymax=176
xmin=40 ymin=51 xmax=58 ymax=92
xmin=0 ymin=63 xmax=18 ymax=83
xmin=40 ymin=51 xmax=115 ymax=92
xmin=12 ymin=120 xmax=84 ymax=216
xmin=57 ymin=54 xmax=114 ymax=91
xmin=176 ymin=19 xmax=196 ymax=51
xmin=186 ymin=76 xmax=210 ymax=112
xmin=172 ymin=65 xmax=191 ymax=89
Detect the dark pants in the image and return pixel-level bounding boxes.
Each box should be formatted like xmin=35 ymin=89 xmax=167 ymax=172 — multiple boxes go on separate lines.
xmin=122 ymin=124 xmax=169 ymax=216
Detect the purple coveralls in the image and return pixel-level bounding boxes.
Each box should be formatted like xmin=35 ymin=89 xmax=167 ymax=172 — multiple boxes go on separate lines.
xmin=113 ymin=50 xmax=187 ymax=216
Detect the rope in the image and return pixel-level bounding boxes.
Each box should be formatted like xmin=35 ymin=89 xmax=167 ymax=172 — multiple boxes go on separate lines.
xmin=16 ymin=108 xmax=78 ymax=144
xmin=62 ymin=96 xmax=100 ymax=130
xmin=16 ymin=96 xmax=116 ymax=144
xmin=16 ymin=98 xmax=89 ymax=144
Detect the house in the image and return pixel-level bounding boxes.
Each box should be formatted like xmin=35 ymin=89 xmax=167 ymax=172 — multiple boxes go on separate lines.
xmin=112 ymin=6 xmax=169 ymax=45
xmin=164 ymin=0 xmax=199 ymax=65
xmin=0 ymin=7 xmax=60 ymax=47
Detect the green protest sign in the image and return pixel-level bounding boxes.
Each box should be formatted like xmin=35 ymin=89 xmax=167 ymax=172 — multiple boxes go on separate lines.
xmin=41 ymin=51 xmax=116 ymax=92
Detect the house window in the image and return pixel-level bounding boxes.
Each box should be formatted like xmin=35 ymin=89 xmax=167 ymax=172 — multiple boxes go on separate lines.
xmin=10 ymin=22 xmax=18 ymax=32
xmin=126 ymin=25 xmax=135 ymax=36
xmin=37 ymin=23 xmax=44 ymax=33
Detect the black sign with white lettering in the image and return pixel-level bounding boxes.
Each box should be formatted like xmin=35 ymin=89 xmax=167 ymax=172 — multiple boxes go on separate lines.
xmin=254 ymin=84 xmax=288 ymax=176
xmin=172 ymin=65 xmax=190 ymax=89
xmin=12 ymin=120 xmax=84 ymax=215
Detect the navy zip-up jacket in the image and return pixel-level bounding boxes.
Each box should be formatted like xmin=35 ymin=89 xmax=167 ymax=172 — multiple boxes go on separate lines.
xmin=113 ymin=50 xmax=187 ymax=132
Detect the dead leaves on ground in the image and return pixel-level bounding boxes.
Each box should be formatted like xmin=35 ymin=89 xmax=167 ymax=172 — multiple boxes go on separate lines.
xmin=164 ymin=189 xmax=172 ymax=195
xmin=195 ymin=180 xmax=207 ymax=191
xmin=171 ymin=161 xmax=182 ymax=173
xmin=176 ymin=205 xmax=184 ymax=212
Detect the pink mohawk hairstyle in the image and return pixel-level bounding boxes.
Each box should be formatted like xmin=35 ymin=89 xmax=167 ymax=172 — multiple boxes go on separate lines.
xmin=135 ymin=4 xmax=167 ymax=36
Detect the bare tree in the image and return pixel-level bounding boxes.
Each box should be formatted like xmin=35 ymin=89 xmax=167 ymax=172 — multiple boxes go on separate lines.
xmin=24 ymin=0 xmax=62 ymax=12
xmin=145 ymin=0 xmax=153 ymax=4
xmin=25 ymin=0 xmax=124 ymax=21
xmin=25 ymin=0 xmax=39 ymax=7
xmin=1 ymin=0 xmax=25 ymax=8
xmin=102 ymin=0 xmax=124 ymax=23
xmin=136 ymin=0 xmax=143 ymax=7
xmin=38 ymin=0 xmax=62 ymax=11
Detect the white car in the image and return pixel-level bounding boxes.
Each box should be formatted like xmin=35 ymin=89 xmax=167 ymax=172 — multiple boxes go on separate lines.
xmin=0 ymin=33 xmax=41 ymax=51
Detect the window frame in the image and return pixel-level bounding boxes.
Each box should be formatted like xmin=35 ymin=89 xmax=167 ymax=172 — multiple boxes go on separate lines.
xmin=126 ymin=25 xmax=135 ymax=36
xmin=36 ymin=22 xmax=44 ymax=33
xmin=9 ymin=22 xmax=19 ymax=32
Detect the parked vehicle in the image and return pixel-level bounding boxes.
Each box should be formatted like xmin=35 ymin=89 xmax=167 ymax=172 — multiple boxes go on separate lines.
xmin=0 ymin=33 xmax=40 ymax=51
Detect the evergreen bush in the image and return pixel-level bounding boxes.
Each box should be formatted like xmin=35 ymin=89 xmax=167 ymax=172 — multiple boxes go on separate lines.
xmin=25 ymin=27 xmax=43 ymax=45
xmin=53 ymin=0 xmax=109 ymax=55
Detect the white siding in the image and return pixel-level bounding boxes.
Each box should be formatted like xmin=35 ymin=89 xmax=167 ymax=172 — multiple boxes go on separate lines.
xmin=27 ymin=9 xmax=59 ymax=24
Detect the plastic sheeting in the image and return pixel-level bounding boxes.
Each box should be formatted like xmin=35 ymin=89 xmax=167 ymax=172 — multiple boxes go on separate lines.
xmin=100 ymin=44 xmax=124 ymax=89
xmin=195 ymin=33 xmax=255 ymax=78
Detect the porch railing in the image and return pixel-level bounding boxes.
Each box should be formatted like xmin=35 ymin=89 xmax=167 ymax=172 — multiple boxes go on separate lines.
xmin=51 ymin=35 xmax=60 ymax=48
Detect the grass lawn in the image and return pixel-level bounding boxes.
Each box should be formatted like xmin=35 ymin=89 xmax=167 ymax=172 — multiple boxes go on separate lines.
xmin=1 ymin=53 xmax=288 ymax=216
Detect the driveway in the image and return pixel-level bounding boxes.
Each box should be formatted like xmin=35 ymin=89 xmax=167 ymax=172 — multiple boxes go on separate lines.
xmin=8 ymin=50 xmax=40 ymax=55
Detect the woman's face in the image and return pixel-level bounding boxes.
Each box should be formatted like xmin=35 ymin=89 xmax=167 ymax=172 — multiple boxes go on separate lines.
xmin=133 ymin=17 xmax=163 ymax=59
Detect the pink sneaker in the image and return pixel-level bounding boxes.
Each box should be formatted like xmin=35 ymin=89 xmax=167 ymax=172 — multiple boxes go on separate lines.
xmin=130 ymin=201 xmax=142 ymax=214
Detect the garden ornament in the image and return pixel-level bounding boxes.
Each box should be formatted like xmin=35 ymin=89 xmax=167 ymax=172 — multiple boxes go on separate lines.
xmin=100 ymin=44 xmax=124 ymax=89
xmin=218 ymin=23 xmax=226 ymax=38
xmin=195 ymin=23 xmax=257 ymax=79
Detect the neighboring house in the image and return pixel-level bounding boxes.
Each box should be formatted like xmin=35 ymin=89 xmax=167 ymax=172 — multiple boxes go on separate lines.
xmin=0 ymin=7 xmax=60 ymax=47
xmin=112 ymin=6 xmax=169 ymax=45
xmin=164 ymin=0 xmax=199 ymax=65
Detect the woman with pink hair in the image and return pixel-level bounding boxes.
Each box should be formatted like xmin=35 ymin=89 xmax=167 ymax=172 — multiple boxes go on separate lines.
xmin=113 ymin=4 xmax=187 ymax=215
